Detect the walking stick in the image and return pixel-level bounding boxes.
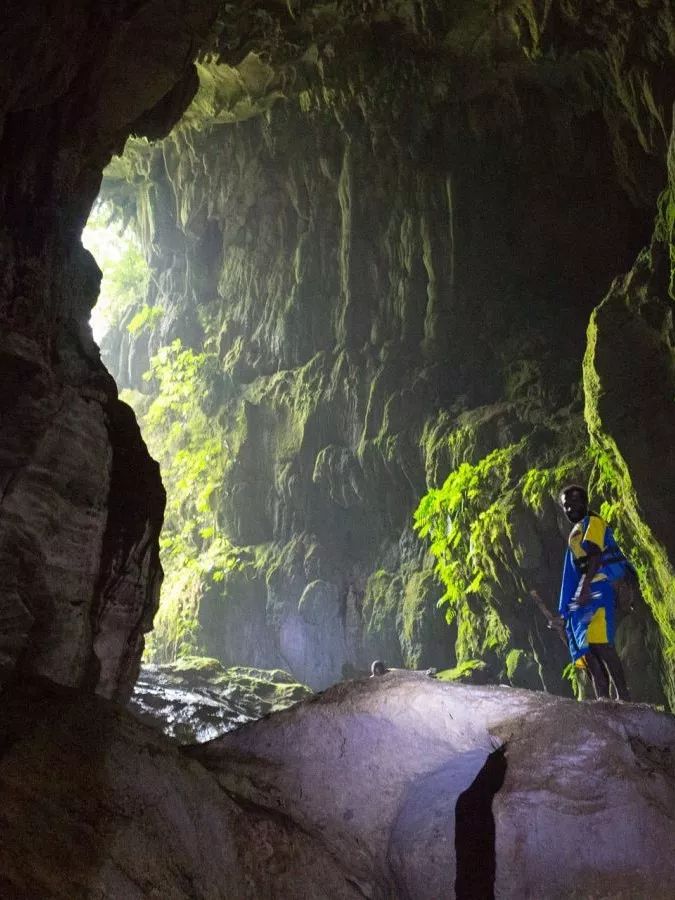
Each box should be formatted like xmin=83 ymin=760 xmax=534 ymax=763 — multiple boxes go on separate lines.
xmin=530 ymin=589 xmax=598 ymax=698
xmin=529 ymin=590 xmax=567 ymax=647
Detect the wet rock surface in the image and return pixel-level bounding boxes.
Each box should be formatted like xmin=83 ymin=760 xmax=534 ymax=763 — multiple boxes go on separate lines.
xmin=129 ymin=656 xmax=312 ymax=743
xmin=2 ymin=674 xmax=672 ymax=899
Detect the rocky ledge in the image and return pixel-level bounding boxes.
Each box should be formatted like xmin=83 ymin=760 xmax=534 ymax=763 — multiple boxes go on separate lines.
xmin=129 ymin=656 xmax=312 ymax=743
xmin=1 ymin=673 xmax=673 ymax=899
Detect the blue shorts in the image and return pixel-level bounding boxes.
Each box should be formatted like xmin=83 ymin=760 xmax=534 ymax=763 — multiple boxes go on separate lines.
xmin=565 ymin=580 xmax=616 ymax=661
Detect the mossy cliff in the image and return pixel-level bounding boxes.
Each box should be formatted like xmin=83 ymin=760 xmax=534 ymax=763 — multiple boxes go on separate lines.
xmin=98 ymin=2 xmax=674 ymax=700
xmin=583 ymin=161 xmax=675 ymax=705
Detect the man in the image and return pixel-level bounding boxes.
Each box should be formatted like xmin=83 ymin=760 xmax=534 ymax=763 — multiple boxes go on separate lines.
xmin=557 ymin=484 xmax=630 ymax=701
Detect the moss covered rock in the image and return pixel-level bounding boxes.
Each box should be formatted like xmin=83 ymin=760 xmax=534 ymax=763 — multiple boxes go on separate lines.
xmin=130 ymin=655 xmax=312 ymax=743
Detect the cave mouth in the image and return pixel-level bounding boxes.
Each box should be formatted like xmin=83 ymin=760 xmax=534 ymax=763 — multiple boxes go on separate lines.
xmin=83 ymin=197 xmax=241 ymax=667
xmin=454 ymin=745 xmax=507 ymax=900
xmin=70 ymin=0 xmax=674 ymax=705
xmin=82 ymin=203 xmax=150 ymax=347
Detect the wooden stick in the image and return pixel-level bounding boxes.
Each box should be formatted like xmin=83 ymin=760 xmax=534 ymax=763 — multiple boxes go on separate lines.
xmin=529 ymin=589 xmax=567 ymax=648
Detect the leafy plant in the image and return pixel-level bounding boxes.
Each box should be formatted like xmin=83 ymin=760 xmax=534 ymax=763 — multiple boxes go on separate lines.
xmin=127 ymin=304 xmax=164 ymax=335
xmin=124 ymin=339 xmax=239 ymax=662
xmin=82 ymin=203 xmax=150 ymax=339
xmin=414 ymin=442 xmax=523 ymax=612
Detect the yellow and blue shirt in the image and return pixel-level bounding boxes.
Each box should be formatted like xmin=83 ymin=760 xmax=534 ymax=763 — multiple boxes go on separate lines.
xmin=558 ymin=514 xmax=626 ymax=659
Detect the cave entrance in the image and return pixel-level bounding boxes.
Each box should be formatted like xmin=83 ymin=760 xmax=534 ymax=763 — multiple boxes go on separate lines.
xmin=82 ymin=203 xmax=150 ymax=346
xmin=83 ymin=202 xmax=236 ymax=665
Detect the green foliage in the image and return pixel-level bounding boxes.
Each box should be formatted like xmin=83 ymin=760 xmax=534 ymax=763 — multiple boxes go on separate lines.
xmin=413 ymin=442 xmax=528 ymax=675
xmin=562 ymin=662 xmax=584 ymax=700
xmin=521 ymin=455 xmax=588 ymax=513
xmin=126 ymin=339 xmax=239 ymax=662
xmin=414 ymin=418 xmax=592 ymax=690
xmin=414 ymin=442 xmax=523 ymax=611
xmin=82 ymin=203 xmax=150 ymax=338
xmin=127 ymin=304 xmax=164 ymax=335
xmin=505 ymin=648 xmax=524 ymax=681
xmin=436 ymin=659 xmax=486 ymax=682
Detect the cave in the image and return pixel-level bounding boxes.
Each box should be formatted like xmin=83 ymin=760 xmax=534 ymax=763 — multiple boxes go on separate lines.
xmin=1 ymin=2 xmax=675 ymax=897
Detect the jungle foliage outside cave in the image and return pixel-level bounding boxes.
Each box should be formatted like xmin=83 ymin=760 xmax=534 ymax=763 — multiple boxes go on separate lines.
xmin=84 ymin=207 xmax=239 ymax=662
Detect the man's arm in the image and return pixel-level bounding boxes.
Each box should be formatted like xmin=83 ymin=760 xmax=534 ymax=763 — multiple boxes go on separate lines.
xmin=573 ymin=541 xmax=602 ymax=606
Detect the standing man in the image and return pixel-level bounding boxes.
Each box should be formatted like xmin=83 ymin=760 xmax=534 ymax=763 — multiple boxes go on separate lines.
xmin=557 ymin=484 xmax=630 ymax=701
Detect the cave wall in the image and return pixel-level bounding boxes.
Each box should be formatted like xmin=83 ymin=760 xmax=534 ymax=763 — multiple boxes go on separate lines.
xmin=100 ymin=1 xmax=675 ymax=698
xmin=0 ymin=0 xmax=220 ymax=699
xmin=584 ymin=132 xmax=675 ymax=704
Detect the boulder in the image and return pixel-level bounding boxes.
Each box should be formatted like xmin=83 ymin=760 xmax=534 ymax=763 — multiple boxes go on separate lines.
xmin=1 ymin=674 xmax=673 ymax=898
xmin=130 ymin=656 xmax=312 ymax=743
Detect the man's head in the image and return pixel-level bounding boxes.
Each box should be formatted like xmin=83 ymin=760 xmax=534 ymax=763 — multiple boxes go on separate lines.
xmin=559 ymin=484 xmax=588 ymax=524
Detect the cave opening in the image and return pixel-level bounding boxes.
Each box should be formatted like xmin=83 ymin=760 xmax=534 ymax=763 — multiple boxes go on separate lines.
xmin=83 ymin=197 xmax=239 ymax=669
xmin=79 ymin=43 xmax=672 ymax=708
xmin=2 ymin=2 xmax=675 ymax=896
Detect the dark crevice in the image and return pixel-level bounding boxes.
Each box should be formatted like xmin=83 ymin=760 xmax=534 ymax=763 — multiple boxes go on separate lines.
xmin=454 ymin=745 xmax=507 ymax=900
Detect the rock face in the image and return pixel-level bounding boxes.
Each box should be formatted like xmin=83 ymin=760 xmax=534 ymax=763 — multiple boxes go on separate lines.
xmin=0 ymin=681 xmax=359 ymax=899
xmin=196 ymin=674 xmax=675 ymax=899
xmin=0 ymin=1 xmax=221 ymax=699
xmin=130 ymin=656 xmax=312 ymax=743
xmin=99 ymin=2 xmax=675 ymax=700
xmin=2 ymin=675 xmax=674 ymax=898
xmin=584 ymin=131 xmax=675 ymax=704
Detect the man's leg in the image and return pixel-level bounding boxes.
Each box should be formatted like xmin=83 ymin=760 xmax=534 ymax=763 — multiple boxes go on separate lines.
xmin=592 ymin=643 xmax=631 ymax=701
xmin=583 ymin=647 xmax=611 ymax=698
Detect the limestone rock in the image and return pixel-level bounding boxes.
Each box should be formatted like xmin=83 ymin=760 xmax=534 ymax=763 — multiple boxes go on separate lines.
xmin=0 ymin=334 xmax=164 ymax=701
xmin=0 ymin=681 xmax=358 ymax=899
xmin=0 ymin=1 xmax=219 ymax=699
xmin=584 ymin=126 xmax=675 ymax=702
xmin=98 ymin=1 xmax=675 ymax=701
xmin=195 ymin=673 xmax=675 ymax=899
xmin=130 ymin=656 xmax=312 ymax=743
xmin=2 ymin=675 xmax=673 ymax=899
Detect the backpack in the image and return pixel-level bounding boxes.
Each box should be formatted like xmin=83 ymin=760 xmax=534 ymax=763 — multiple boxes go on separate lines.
xmin=599 ymin=522 xmax=640 ymax=614
xmin=612 ymin=564 xmax=642 ymax=614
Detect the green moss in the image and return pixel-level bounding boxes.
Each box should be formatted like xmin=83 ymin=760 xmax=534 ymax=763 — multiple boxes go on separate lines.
xmin=152 ymin=656 xmax=313 ymax=712
xmin=129 ymin=340 xmax=240 ymax=662
xmin=584 ymin=305 xmax=675 ymax=707
xmin=655 ymin=188 xmax=675 ymax=300
xmin=436 ymin=659 xmax=486 ymax=682
xmin=169 ymin=655 xmax=225 ymax=676
xmin=361 ymin=569 xmax=404 ymax=665
xmin=127 ymin=304 xmax=164 ymax=335
xmin=399 ymin=570 xmax=450 ymax=669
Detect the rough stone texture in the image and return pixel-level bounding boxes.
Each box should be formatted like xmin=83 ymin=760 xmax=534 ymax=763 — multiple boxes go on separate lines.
xmin=0 ymin=1 xmax=220 ymax=698
xmin=0 ymin=681 xmax=359 ymax=899
xmin=100 ymin=1 xmax=674 ymax=698
xmin=1 ymin=1 xmax=674 ymax=705
xmin=2 ymin=675 xmax=673 ymax=899
xmin=584 ymin=123 xmax=675 ymax=704
xmin=130 ymin=656 xmax=312 ymax=743
xmin=195 ymin=672 xmax=675 ymax=900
